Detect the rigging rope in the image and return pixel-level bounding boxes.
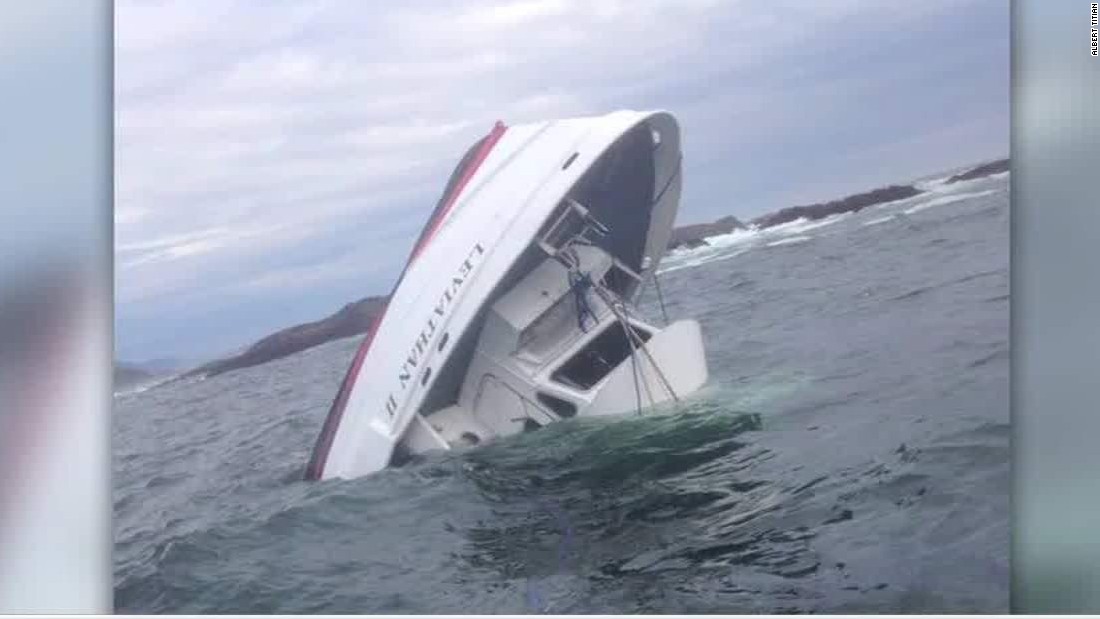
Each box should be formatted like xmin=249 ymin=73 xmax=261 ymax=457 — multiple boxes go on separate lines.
xmin=567 ymin=270 xmax=597 ymax=332
xmin=622 ymin=315 xmax=646 ymax=416
xmin=579 ymin=269 xmax=680 ymax=405
xmin=610 ymin=294 xmax=677 ymax=404
xmin=652 ymin=270 xmax=670 ymax=325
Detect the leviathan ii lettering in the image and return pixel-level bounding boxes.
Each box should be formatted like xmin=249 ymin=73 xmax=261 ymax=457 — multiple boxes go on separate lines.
xmin=385 ymin=242 xmax=486 ymax=420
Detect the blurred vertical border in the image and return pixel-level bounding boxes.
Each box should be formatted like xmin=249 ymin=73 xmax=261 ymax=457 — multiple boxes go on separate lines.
xmin=1013 ymin=0 xmax=1100 ymax=613
xmin=0 ymin=0 xmax=112 ymax=612
xmin=0 ymin=0 xmax=1098 ymax=613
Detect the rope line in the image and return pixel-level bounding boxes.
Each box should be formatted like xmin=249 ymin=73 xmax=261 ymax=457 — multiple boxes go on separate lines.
xmin=581 ymin=269 xmax=680 ymax=405
xmin=624 ymin=318 xmax=645 ymax=416
xmin=567 ymin=270 xmax=597 ymax=333
xmin=611 ymin=294 xmax=676 ymax=404
xmin=652 ymin=270 xmax=670 ymax=325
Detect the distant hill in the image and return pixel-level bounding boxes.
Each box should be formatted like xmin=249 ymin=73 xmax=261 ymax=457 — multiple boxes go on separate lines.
xmin=946 ymin=158 xmax=1009 ymax=184
xmin=183 ymin=295 xmax=387 ymax=379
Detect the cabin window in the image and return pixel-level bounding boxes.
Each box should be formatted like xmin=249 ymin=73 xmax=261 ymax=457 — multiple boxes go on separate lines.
xmin=437 ymin=332 xmax=450 ymax=351
xmin=420 ymin=367 xmax=432 ymax=386
xmin=536 ymin=392 xmax=577 ymax=418
xmin=600 ymin=262 xmax=639 ymax=298
xmin=550 ymin=323 xmax=652 ymax=390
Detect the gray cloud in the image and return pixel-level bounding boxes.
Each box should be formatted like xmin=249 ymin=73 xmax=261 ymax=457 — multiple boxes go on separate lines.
xmin=116 ymin=0 xmax=1008 ymax=359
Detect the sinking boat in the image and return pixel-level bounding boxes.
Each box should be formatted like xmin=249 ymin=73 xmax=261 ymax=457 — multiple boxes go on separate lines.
xmin=305 ymin=110 xmax=709 ymax=481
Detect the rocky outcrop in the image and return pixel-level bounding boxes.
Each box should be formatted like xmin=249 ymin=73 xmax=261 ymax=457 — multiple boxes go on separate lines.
xmin=667 ymin=215 xmax=747 ymax=250
xmin=114 ymin=364 xmax=155 ymax=389
xmin=184 ymin=295 xmax=387 ymax=379
xmin=946 ymin=158 xmax=1009 ymax=184
xmin=751 ymin=184 xmax=923 ymax=230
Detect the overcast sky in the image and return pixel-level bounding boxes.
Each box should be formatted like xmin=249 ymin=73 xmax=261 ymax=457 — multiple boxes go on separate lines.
xmin=115 ymin=0 xmax=1009 ymax=362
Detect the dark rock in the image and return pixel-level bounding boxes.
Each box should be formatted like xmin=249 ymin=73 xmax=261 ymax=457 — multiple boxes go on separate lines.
xmin=823 ymin=508 xmax=854 ymax=525
xmin=946 ymin=158 xmax=1009 ymax=184
xmin=679 ymin=238 xmax=710 ymax=249
xmin=751 ymin=185 xmax=924 ymax=230
xmin=667 ymin=215 xmax=747 ymax=250
xmin=183 ymin=295 xmax=388 ymax=379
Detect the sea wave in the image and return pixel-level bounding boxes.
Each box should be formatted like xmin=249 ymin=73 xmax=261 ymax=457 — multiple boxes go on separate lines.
xmin=114 ymin=374 xmax=181 ymax=398
xmin=904 ymin=189 xmax=1000 ymax=215
xmin=114 ymin=172 xmax=1010 ymax=613
xmin=766 ymin=235 xmax=813 ymax=247
xmin=659 ymin=248 xmax=752 ymax=275
xmin=861 ymin=215 xmax=895 ymax=228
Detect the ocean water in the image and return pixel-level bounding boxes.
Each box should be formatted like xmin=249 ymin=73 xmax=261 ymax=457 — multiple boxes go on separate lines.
xmin=114 ymin=172 xmax=1010 ymax=613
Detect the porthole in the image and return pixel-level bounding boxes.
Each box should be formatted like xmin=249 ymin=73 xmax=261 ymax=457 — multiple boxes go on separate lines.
xmin=537 ymin=392 xmax=577 ymax=418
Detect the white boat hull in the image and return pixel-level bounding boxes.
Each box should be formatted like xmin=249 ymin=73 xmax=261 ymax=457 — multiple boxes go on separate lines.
xmin=306 ymin=110 xmax=706 ymax=481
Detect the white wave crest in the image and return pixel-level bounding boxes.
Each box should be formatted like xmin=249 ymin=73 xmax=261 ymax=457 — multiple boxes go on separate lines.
xmin=658 ymin=248 xmax=752 ymax=275
xmin=904 ymin=189 xmax=999 ymax=215
xmin=766 ymin=235 xmax=812 ymax=247
xmin=861 ymin=215 xmax=895 ymax=227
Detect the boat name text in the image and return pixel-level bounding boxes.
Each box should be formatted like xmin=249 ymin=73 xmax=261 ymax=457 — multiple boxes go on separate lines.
xmin=385 ymin=242 xmax=486 ymax=420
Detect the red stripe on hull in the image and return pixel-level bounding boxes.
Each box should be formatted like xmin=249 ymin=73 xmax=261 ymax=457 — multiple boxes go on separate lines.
xmin=408 ymin=121 xmax=507 ymax=261
xmin=304 ymin=121 xmax=507 ymax=480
